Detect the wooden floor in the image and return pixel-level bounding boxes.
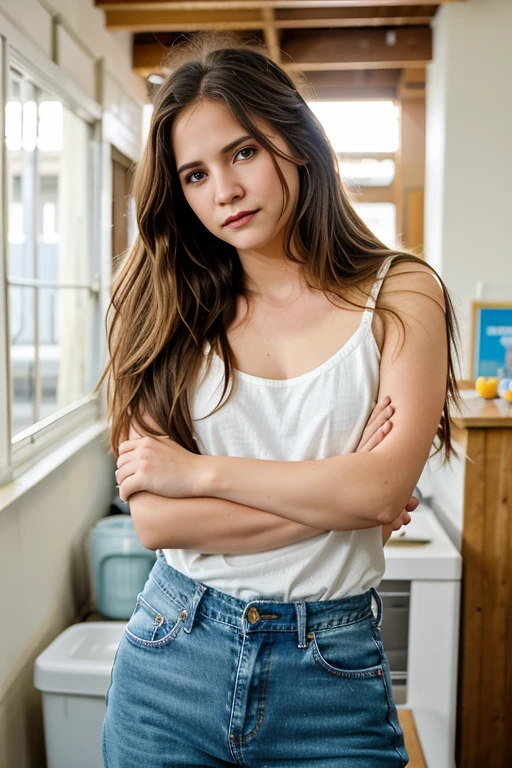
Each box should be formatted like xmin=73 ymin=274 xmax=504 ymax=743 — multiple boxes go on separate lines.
xmin=398 ymin=710 xmax=427 ymax=767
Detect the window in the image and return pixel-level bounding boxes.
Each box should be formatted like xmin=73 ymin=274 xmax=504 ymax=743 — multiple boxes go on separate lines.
xmin=352 ymin=202 xmax=397 ymax=250
xmin=4 ymin=65 xmax=100 ymax=466
xmin=308 ymin=100 xmax=400 ymax=249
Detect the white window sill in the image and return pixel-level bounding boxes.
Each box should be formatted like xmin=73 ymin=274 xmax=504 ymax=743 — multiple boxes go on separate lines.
xmin=0 ymin=420 xmax=110 ymax=514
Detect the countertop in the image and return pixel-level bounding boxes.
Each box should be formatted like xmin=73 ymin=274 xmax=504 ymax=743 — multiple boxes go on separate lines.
xmin=453 ymin=389 xmax=512 ymax=428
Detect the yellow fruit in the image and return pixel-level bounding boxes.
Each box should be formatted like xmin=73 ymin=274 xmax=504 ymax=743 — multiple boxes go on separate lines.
xmin=475 ymin=377 xmax=499 ymax=399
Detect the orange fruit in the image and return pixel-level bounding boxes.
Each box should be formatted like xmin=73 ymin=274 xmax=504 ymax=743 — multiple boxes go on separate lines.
xmin=475 ymin=377 xmax=499 ymax=399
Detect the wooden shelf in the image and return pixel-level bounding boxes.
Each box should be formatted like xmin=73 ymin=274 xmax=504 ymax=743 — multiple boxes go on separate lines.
xmin=398 ymin=710 xmax=427 ymax=768
xmin=453 ymin=390 xmax=512 ymax=428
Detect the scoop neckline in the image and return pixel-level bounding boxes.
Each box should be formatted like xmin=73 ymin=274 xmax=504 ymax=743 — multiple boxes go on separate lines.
xmin=205 ymin=254 xmax=393 ymax=387
xmin=208 ymin=312 xmax=377 ymax=387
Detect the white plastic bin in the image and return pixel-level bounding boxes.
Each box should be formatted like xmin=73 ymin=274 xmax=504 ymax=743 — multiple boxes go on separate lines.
xmin=34 ymin=622 xmax=126 ymax=768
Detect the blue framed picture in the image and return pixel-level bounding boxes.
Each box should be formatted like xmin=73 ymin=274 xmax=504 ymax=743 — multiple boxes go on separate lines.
xmin=471 ymin=301 xmax=512 ymax=378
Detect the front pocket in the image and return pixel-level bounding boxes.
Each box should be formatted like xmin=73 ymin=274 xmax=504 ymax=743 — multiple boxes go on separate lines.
xmin=124 ymin=591 xmax=187 ymax=649
xmin=310 ymin=617 xmax=384 ymax=679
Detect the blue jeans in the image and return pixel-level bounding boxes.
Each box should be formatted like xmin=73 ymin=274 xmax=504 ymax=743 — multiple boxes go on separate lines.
xmin=102 ymin=550 xmax=409 ymax=767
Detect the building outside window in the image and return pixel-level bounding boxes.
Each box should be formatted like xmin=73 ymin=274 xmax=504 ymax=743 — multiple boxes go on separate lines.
xmin=5 ymin=66 xmax=98 ymax=439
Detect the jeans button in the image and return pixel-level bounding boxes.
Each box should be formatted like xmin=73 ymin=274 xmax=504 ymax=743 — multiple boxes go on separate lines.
xmin=247 ymin=607 xmax=261 ymax=624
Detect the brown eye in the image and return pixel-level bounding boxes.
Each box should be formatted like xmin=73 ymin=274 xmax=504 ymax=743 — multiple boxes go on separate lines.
xmin=235 ymin=147 xmax=257 ymax=161
xmin=185 ymin=170 xmax=206 ymax=185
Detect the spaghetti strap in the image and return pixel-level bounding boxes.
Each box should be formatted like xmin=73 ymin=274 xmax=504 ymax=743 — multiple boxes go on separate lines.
xmin=362 ymin=254 xmax=396 ymax=320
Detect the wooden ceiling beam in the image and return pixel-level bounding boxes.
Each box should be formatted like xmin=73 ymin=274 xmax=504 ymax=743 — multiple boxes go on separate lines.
xmin=396 ymin=66 xmax=426 ymax=98
xmin=276 ymin=6 xmax=436 ymax=21
xmin=306 ymin=68 xmax=400 ymax=100
xmin=133 ymin=25 xmax=432 ymax=75
xmin=261 ymin=8 xmax=282 ymax=61
xmin=277 ymin=17 xmax=433 ymax=29
xmin=105 ymin=7 xmax=435 ymax=31
xmin=97 ymin=1 xmax=465 ymax=11
xmin=279 ymin=26 xmax=432 ymax=70
xmin=276 ymin=6 xmax=436 ymax=26
xmin=106 ymin=9 xmax=263 ymax=30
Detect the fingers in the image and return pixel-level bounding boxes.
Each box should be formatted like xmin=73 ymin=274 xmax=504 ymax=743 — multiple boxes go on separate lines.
xmin=390 ymin=505 xmax=414 ymax=528
xmin=359 ymin=419 xmax=393 ymax=453
xmin=366 ymin=395 xmax=392 ymax=428
xmin=405 ymin=497 xmax=420 ymax=512
xmin=357 ymin=397 xmax=395 ymax=452
xmin=115 ymin=462 xmax=136 ymax=485
xmin=370 ymin=403 xmax=395 ymax=432
xmin=391 ymin=511 xmax=411 ymax=531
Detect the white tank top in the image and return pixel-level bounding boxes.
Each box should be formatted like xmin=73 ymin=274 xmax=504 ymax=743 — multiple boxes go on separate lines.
xmin=162 ymin=255 xmax=396 ymax=601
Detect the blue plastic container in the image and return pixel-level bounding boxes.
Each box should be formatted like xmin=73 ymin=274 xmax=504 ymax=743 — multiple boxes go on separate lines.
xmin=88 ymin=514 xmax=156 ymax=619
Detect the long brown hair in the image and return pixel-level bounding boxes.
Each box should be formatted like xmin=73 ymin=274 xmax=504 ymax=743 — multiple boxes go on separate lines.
xmin=94 ymin=32 xmax=462 ymax=464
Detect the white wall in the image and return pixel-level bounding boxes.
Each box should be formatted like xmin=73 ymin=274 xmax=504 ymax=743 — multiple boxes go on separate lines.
xmin=0 ymin=432 xmax=115 ymax=768
xmin=424 ymin=0 xmax=512 ymax=545
xmin=424 ymin=0 xmax=512 ymax=380
xmin=0 ymin=2 xmax=145 ymax=765
xmin=419 ymin=444 xmax=466 ymax=551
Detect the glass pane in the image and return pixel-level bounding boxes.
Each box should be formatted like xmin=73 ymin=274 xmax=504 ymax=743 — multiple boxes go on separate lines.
xmin=5 ymin=67 xmax=95 ymax=437
xmin=353 ymin=202 xmax=397 ymax=249
xmin=6 ymin=71 xmax=37 ymax=279
xmin=36 ymin=94 xmax=90 ymax=286
xmin=308 ymin=101 xmax=400 ymax=153
xmin=9 ymin=286 xmax=36 ymax=434
xmin=6 ymin=71 xmax=91 ymax=286
xmin=339 ymin=158 xmax=395 ymax=187
xmin=37 ymin=174 xmax=59 ymax=281
xmin=53 ymin=106 xmax=91 ymax=286
xmin=39 ymin=287 xmax=94 ymax=421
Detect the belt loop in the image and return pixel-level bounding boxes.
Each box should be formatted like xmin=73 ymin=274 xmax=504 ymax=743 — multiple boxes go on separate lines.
xmin=183 ymin=583 xmax=207 ymax=634
xmin=295 ymin=601 xmax=307 ymax=649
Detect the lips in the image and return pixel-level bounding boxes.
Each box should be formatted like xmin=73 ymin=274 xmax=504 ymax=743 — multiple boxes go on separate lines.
xmin=223 ymin=210 xmax=259 ymax=226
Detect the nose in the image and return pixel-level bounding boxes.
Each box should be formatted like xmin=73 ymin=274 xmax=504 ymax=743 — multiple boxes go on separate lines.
xmin=213 ymin=168 xmax=244 ymax=206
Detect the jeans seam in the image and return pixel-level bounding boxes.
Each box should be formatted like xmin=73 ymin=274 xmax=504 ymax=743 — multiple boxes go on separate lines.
xmin=373 ymin=637 xmax=408 ymax=767
xmin=240 ymin=652 xmax=272 ymax=743
xmin=151 ymin=574 xmax=187 ymax=612
xmin=102 ymin=720 xmax=109 ymax=767
xmin=124 ymin=619 xmax=183 ymax=649
xmin=312 ymin=613 xmax=374 ymax=632
xmin=311 ymin=632 xmax=384 ymax=678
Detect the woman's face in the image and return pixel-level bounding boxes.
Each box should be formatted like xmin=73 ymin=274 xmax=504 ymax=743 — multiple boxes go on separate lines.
xmin=172 ymin=99 xmax=300 ymax=255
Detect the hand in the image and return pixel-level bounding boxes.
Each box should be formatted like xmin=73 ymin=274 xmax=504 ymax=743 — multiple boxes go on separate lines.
xmin=356 ymin=396 xmax=418 ymax=543
xmin=116 ymin=424 xmax=203 ymax=502
xmin=381 ymin=497 xmax=419 ymax=545
xmin=356 ymin=395 xmax=394 ymax=453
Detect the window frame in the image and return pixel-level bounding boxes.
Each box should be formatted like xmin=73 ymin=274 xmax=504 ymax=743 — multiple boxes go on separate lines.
xmin=0 ymin=15 xmax=106 ymax=484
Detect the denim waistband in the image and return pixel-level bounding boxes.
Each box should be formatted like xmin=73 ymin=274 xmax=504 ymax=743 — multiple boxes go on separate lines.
xmin=152 ymin=550 xmax=381 ymax=648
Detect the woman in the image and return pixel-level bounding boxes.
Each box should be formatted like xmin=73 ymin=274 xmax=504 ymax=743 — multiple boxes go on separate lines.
xmin=97 ymin=33 xmax=461 ymax=767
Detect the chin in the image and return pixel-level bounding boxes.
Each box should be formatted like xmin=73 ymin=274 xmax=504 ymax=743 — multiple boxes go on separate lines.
xmin=222 ymin=228 xmax=280 ymax=250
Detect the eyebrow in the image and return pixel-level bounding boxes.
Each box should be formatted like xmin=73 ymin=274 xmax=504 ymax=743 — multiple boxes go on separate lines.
xmin=176 ymin=135 xmax=254 ymax=176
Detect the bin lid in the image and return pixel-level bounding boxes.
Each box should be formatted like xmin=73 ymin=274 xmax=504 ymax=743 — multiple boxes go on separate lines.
xmin=34 ymin=622 xmax=126 ymax=697
xmin=92 ymin=514 xmax=138 ymax=537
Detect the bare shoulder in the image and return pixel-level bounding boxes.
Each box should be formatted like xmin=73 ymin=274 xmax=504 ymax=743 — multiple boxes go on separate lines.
xmin=378 ymin=258 xmax=446 ymax=315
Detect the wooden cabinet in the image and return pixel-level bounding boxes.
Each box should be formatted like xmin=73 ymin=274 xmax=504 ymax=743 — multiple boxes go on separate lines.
xmin=450 ymin=395 xmax=512 ymax=767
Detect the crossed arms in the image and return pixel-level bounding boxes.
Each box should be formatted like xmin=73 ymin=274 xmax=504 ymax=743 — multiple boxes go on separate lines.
xmin=120 ymin=263 xmax=447 ymax=553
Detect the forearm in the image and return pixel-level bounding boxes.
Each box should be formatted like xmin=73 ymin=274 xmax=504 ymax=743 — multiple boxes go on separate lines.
xmin=129 ymin=492 xmax=328 ymax=553
xmin=201 ymin=452 xmax=409 ymax=531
